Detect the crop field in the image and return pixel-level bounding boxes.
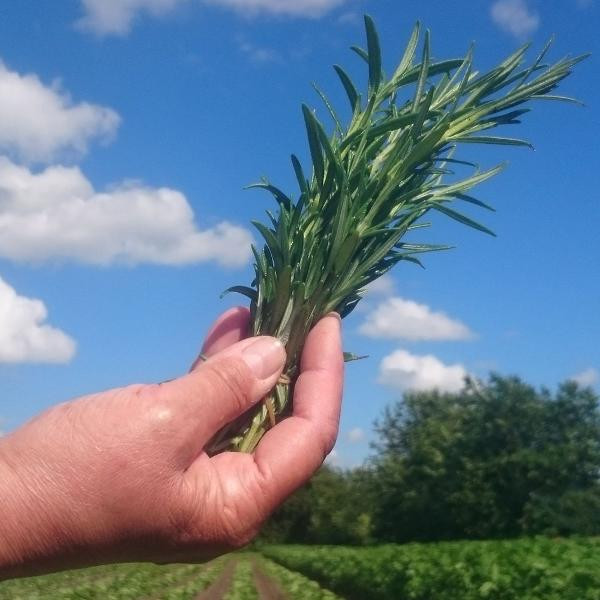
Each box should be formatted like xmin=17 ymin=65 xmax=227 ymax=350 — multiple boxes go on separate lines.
xmin=263 ymin=538 xmax=600 ymax=600
xmin=0 ymin=554 xmax=340 ymax=600
xmin=1 ymin=538 xmax=599 ymax=599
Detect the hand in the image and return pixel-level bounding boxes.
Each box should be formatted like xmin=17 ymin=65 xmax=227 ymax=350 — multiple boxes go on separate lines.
xmin=0 ymin=309 xmax=343 ymax=579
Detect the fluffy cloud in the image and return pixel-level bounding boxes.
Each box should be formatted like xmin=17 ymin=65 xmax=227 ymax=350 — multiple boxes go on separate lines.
xmin=78 ymin=0 xmax=346 ymax=35
xmin=238 ymin=40 xmax=281 ymax=64
xmin=337 ymin=11 xmax=360 ymax=25
xmin=347 ymin=427 xmax=365 ymax=444
xmin=491 ymin=0 xmax=540 ymax=38
xmin=204 ymin=0 xmax=346 ymax=17
xmin=571 ymin=368 xmax=599 ymax=387
xmin=0 ymin=277 xmax=76 ymax=364
xmin=0 ymin=157 xmax=252 ymax=267
xmin=0 ymin=60 xmax=119 ymax=163
xmin=365 ymin=274 xmax=395 ymax=298
xmin=77 ymin=0 xmax=188 ymax=36
xmin=359 ymin=297 xmax=474 ymax=342
xmin=379 ymin=349 xmax=468 ymax=393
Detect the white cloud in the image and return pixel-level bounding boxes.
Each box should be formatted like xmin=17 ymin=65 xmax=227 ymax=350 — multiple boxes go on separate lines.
xmin=379 ymin=349 xmax=468 ymax=394
xmin=491 ymin=0 xmax=540 ymax=38
xmin=364 ymin=274 xmax=395 ymax=298
xmin=0 ymin=60 xmax=120 ymax=164
xmin=337 ymin=11 xmax=360 ymax=25
xmin=77 ymin=0 xmax=188 ymax=36
xmin=347 ymin=427 xmax=365 ymax=444
xmin=203 ymin=0 xmax=346 ymax=18
xmin=78 ymin=0 xmax=346 ymax=35
xmin=359 ymin=297 xmax=474 ymax=342
xmin=571 ymin=368 xmax=599 ymax=387
xmin=0 ymin=277 xmax=76 ymax=364
xmin=239 ymin=40 xmax=281 ymax=64
xmin=0 ymin=157 xmax=253 ymax=267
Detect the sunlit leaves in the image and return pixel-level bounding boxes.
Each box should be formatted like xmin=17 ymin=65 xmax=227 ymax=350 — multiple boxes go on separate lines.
xmin=263 ymin=538 xmax=600 ymax=600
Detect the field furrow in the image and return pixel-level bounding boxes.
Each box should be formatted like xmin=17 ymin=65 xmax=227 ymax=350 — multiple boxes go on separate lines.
xmin=251 ymin=558 xmax=288 ymax=600
xmin=194 ymin=558 xmax=237 ymax=600
xmin=257 ymin=556 xmax=342 ymax=600
xmin=3 ymin=539 xmax=600 ymax=599
xmin=223 ymin=559 xmax=259 ymax=600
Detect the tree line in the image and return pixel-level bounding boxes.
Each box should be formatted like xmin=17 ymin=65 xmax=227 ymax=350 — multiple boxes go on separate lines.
xmin=260 ymin=375 xmax=600 ymax=544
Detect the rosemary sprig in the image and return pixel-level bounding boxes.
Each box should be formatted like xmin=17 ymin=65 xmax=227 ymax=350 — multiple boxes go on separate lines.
xmin=208 ymin=16 xmax=587 ymax=455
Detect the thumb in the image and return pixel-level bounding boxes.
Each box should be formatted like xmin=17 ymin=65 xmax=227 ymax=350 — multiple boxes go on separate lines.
xmin=160 ymin=336 xmax=286 ymax=451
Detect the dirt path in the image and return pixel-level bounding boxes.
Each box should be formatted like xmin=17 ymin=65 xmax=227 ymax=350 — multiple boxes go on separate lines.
xmin=251 ymin=559 xmax=288 ymax=600
xmin=194 ymin=558 xmax=237 ymax=600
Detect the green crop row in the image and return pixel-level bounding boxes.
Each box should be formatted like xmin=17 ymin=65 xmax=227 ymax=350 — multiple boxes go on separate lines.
xmin=222 ymin=554 xmax=340 ymax=600
xmin=158 ymin=560 xmax=225 ymax=600
xmin=224 ymin=558 xmax=259 ymax=600
xmin=0 ymin=559 xmax=225 ymax=600
xmin=258 ymin=555 xmax=342 ymax=599
xmin=262 ymin=537 xmax=600 ymax=600
xmin=0 ymin=554 xmax=345 ymax=599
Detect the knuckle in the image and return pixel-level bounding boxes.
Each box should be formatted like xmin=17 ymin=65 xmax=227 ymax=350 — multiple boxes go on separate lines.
xmin=218 ymin=476 xmax=265 ymax=548
xmin=254 ymin=459 xmax=276 ymax=501
xmin=227 ymin=524 xmax=259 ymax=549
xmin=204 ymin=359 xmax=253 ymax=414
xmin=164 ymin=481 xmax=209 ymax=545
xmin=219 ymin=511 xmax=261 ymax=549
xmin=135 ymin=385 xmax=178 ymax=432
xmin=134 ymin=383 xmax=164 ymax=405
xmin=311 ymin=418 xmax=339 ymax=460
xmin=321 ymin=417 xmax=340 ymax=454
xmin=163 ymin=469 xmax=262 ymax=551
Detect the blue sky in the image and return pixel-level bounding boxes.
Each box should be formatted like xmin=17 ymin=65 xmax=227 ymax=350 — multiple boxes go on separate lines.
xmin=0 ymin=0 xmax=598 ymax=467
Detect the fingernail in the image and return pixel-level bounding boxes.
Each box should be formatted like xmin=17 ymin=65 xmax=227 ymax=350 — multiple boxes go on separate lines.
xmin=327 ymin=312 xmax=342 ymax=325
xmin=241 ymin=337 xmax=286 ymax=380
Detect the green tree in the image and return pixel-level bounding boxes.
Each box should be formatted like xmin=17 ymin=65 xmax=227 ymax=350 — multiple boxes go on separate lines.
xmin=261 ymin=465 xmax=376 ymax=545
xmin=371 ymin=375 xmax=600 ymax=542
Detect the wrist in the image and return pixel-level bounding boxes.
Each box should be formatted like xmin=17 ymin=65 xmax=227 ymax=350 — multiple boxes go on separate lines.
xmin=0 ymin=431 xmax=175 ymax=579
xmin=0 ymin=437 xmax=68 ymax=579
xmin=0 ymin=439 xmax=31 ymax=578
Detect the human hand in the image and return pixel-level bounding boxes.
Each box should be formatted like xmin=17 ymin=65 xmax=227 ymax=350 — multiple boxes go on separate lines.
xmin=0 ymin=309 xmax=343 ymax=579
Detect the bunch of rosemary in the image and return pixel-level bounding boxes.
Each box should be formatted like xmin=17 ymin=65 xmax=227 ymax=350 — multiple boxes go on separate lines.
xmin=208 ymin=16 xmax=586 ymax=454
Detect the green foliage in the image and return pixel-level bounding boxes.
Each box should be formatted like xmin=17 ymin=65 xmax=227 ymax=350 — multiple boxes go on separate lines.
xmin=264 ymin=538 xmax=600 ymax=600
xmin=260 ymin=466 xmax=376 ymax=545
xmin=0 ymin=555 xmax=343 ymax=600
xmin=210 ymin=15 xmax=585 ymax=454
xmin=522 ymin=487 xmax=600 ymax=537
xmin=224 ymin=559 xmax=259 ymax=600
xmin=372 ymin=376 xmax=600 ymax=542
xmin=0 ymin=561 xmax=225 ymax=599
xmin=260 ymin=375 xmax=600 ymax=546
xmin=259 ymin=556 xmax=342 ymax=599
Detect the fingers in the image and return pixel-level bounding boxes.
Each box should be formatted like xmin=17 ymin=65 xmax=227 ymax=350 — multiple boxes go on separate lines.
xmin=160 ymin=335 xmax=286 ymax=461
xmin=251 ymin=313 xmax=343 ymax=515
xmin=190 ymin=307 xmax=251 ymax=371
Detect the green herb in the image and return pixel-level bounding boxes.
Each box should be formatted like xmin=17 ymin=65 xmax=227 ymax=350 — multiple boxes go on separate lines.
xmin=208 ymin=15 xmax=587 ymax=454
